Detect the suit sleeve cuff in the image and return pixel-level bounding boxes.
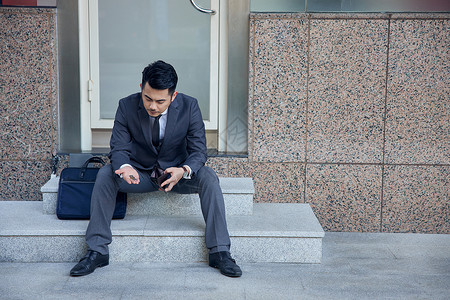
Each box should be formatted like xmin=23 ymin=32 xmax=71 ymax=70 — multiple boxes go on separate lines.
xmin=119 ymin=164 xmax=133 ymax=170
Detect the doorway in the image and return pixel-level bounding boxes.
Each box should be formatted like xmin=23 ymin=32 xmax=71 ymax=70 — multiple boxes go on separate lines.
xmin=84 ymin=0 xmax=221 ymax=149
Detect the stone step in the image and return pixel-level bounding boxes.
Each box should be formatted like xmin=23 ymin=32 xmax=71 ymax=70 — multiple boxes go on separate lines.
xmin=41 ymin=176 xmax=254 ymax=216
xmin=0 ymin=202 xmax=324 ymax=263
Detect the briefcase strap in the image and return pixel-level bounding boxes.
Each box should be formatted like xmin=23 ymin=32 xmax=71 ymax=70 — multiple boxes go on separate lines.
xmin=79 ymin=157 xmax=106 ymax=179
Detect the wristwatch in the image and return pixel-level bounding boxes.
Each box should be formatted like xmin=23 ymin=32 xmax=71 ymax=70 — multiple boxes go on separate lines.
xmin=182 ymin=166 xmax=189 ymax=179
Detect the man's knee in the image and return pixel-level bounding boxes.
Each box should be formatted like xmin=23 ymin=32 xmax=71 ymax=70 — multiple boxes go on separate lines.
xmin=97 ymin=164 xmax=114 ymax=179
xmin=94 ymin=164 xmax=119 ymax=187
xmin=196 ymin=166 xmax=220 ymax=185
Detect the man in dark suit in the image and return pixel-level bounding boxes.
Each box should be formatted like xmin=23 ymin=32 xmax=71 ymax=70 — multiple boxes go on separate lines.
xmin=70 ymin=60 xmax=242 ymax=277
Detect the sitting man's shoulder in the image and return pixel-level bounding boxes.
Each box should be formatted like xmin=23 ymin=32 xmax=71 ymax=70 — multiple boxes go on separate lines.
xmin=176 ymin=92 xmax=196 ymax=101
xmin=120 ymin=92 xmax=141 ymax=103
xmin=174 ymin=93 xmax=199 ymax=107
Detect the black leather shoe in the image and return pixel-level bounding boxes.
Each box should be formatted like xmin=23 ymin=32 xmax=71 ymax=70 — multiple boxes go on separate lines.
xmin=70 ymin=250 xmax=109 ymax=277
xmin=209 ymin=251 xmax=242 ymax=277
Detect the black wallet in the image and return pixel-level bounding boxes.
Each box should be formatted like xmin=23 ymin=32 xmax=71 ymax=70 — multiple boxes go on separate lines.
xmin=150 ymin=166 xmax=171 ymax=188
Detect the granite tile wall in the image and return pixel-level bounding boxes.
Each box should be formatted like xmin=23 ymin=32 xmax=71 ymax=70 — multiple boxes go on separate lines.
xmin=305 ymin=164 xmax=383 ymax=232
xmin=308 ymin=18 xmax=388 ymax=163
xmin=0 ymin=7 xmax=57 ymax=201
xmin=244 ymin=13 xmax=448 ymax=233
xmin=385 ymin=18 xmax=449 ymax=164
xmin=382 ymin=165 xmax=449 ymax=233
xmin=249 ymin=15 xmax=309 ymax=162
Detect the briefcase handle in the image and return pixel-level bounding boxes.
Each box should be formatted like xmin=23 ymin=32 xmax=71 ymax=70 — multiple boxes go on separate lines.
xmin=79 ymin=157 xmax=106 ymax=179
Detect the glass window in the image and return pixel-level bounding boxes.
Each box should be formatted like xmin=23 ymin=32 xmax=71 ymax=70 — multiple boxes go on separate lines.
xmin=250 ymin=0 xmax=450 ymax=12
xmin=251 ymin=0 xmax=306 ymax=12
xmin=307 ymin=0 xmax=450 ymax=12
xmin=96 ymin=0 xmax=213 ymax=121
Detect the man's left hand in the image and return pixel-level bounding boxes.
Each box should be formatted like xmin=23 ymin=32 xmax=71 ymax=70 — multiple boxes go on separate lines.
xmin=160 ymin=167 xmax=184 ymax=192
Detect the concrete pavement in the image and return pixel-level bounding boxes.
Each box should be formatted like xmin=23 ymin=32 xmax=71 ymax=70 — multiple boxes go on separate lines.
xmin=1 ymin=232 xmax=449 ymax=299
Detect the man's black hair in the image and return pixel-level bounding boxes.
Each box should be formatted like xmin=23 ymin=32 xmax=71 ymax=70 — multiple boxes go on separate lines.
xmin=142 ymin=60 xmax=178 ymax=95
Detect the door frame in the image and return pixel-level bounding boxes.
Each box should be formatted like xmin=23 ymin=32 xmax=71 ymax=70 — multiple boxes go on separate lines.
xmin=78 ymin=0 xmax=227 ymax=151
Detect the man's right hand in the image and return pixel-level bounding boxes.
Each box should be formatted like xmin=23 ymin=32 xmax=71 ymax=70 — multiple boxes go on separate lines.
xmin=115 ymin=166 xmax=140 ymax=185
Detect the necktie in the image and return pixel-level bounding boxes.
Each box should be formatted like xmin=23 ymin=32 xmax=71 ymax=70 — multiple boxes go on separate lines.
xmin=152 ymin=115 xmax=161 ymax=148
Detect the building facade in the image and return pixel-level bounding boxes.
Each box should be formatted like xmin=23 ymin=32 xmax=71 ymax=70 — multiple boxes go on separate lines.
xmin=0 ymin=3 xmax=448 ymax=233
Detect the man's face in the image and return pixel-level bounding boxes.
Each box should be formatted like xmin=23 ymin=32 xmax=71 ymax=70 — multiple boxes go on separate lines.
xmin=140 ymin=82 xmax=177 ymax=117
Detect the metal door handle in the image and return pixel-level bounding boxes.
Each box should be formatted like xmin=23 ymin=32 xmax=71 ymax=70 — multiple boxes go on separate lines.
xmin=190 ymin=0 xmax=216 ymax=15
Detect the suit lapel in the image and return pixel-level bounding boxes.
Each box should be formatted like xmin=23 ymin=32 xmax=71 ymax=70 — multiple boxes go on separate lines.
xmin=138 ymin=96 xmax=157 ymax=153
xmin=159 ymin=95 xmax=179 ymax=153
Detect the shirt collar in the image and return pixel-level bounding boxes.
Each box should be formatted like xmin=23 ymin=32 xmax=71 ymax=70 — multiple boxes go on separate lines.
xmin=150 ymin=108 xmax=168 ymax=119
xmin=160 ymin=108 xmax=169 ymax=116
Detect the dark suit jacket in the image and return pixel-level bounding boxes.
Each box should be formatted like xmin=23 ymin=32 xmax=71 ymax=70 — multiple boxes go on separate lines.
xmin=108 ymin=92 xmax=207 ymax=175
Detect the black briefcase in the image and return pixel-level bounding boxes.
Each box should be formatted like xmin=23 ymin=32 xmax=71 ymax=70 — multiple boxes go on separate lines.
xmin=56 ymin=156 xmax=127 ymax=220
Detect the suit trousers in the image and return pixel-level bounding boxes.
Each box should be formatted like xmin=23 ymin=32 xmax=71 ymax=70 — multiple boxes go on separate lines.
xmin=85 ymin=164 xmax=231 ymax=255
